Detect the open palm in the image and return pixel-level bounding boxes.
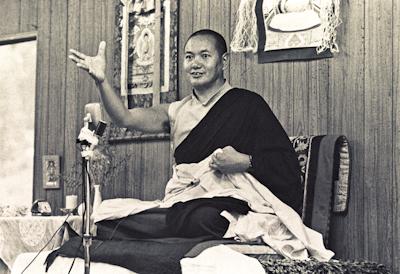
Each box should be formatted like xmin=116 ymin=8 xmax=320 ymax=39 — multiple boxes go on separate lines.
xmin=69 ymin=41 xmax=106 ymax=83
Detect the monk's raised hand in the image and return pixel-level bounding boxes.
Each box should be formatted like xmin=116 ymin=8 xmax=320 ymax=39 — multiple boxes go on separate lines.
xmin=69 ymin=41 xmax=106 ymax=83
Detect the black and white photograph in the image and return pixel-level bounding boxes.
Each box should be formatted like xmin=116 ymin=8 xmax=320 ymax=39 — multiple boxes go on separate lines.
xmin=0 ymin=0 xmax=398 ymax=273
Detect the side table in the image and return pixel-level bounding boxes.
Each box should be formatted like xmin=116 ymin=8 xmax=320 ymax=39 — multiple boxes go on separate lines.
xmin=0 ymin=215 xmax=82 ymax=274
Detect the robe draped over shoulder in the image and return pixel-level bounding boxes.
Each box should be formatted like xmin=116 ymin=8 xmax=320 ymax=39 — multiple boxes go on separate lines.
xmin=173 ymin=88 xmax=302 ymax=212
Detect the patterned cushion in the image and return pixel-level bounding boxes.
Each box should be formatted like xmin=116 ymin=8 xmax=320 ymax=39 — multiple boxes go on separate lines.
xmin=290 ymin=136 xmax=313 ymax=187
xmin=289 ymin=135 xmax=351 ymax=244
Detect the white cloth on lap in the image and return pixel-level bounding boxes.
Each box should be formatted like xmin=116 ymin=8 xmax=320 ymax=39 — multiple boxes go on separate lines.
xmin=180 ymin=245 xmax=265 ymax=274
xmin=163 ymin=155 xmax=334 ymax=261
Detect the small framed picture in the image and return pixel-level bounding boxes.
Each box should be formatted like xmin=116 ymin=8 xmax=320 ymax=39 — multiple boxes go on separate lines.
xmin=42 ymin=155 xmax=60 ymax=189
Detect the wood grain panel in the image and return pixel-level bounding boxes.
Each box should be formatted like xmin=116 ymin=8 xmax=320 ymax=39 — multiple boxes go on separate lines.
xmin=209 ymin=0 xmax=230 ymax=81
xmin=64 ymin=0 xmax=81 ymax=200
xmin=272 ymin=62 xmax=294 ymax=134
xmin=192 ymin=0 xmax=209 ymax=31
xmin=72 ymin=0 xmax=98 ymax=205
xmin=178 ymin=0 xmax=193 ymax=98
xmin=20 ymin=0 xmax=38 ymax=32
xmin=106 ymin=144 xmax=129 ymax=199
xmin=125 ymin=142 xmax=144 ymax=199
xmin=364 ymin=0 xmax=393 ymax=268
xmin=292 ymin=62 xmax=309 ymax=136
xmin=242 ymin=53 xmax=258 ymax=92
xmin=78 ymin=0 xmax=97 ymax=122
xmin=209 ymin=0 xmax=231 ymax=43
xmin=0 ymin=0 xmax=20 ymax=35
xmin=328 ymin=0 xmax=365 ymax=260
xmin=45 ymin=0 xmax=68 ymax=214
xmin=142 ymin=141 xmax=171 ymax=200
xmin=308 ymin=59 xmax=328 ymax=135
xmin=260 ymin=61 xmax=280 ymax=123
xmin=392 ymin=0 xmax=400 ymax=273
xmin=33 ymin=0 xmax=51 ymax=203
xmin=229 ymin=0 xmax=246 ymax=87
xmin=93 ymin=0 xmax=104 ymax=104
xmin=105 ymin=0 xmax=117 ymax=82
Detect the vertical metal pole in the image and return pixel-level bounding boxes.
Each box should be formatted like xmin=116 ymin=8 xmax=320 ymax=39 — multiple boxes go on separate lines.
xmin=82 ymin=157 xmax=92 ymax=274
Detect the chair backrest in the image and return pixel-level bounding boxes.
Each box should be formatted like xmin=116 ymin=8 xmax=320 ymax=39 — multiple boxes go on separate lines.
xmin=289 ymin=135 xmax=350 ymax=244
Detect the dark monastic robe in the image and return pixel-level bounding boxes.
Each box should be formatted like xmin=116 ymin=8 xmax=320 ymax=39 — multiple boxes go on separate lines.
xmin=174 ymin=88 xmax=302 ymax=212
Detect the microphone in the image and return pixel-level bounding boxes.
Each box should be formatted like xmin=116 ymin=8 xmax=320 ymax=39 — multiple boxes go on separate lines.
xmin=77 ymin=103 xmax=107 ymax=147
xmin=84 ymin=103 xmax=107 ymax=137
xmin=84 ymin=103 xmax=102 ymax=130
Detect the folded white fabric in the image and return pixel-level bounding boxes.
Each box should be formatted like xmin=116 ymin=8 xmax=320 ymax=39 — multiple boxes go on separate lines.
xmin=180 ymin=245 xmax=265 ymax=274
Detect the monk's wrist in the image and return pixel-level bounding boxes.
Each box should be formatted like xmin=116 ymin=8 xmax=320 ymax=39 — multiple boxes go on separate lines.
xmin=95 ymin=77 xmax=105 ymax=85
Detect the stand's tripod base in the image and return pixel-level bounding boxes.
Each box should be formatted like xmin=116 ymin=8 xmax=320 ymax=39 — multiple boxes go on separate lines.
xmin=83 ymin=234 xmax=92 ymax=274
xmin=81 ymin=157 xmax=92 ymax=274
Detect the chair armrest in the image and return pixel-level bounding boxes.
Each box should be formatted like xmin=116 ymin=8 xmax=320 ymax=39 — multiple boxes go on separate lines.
xmin=290 ymin=135 xmax=351 ymax=244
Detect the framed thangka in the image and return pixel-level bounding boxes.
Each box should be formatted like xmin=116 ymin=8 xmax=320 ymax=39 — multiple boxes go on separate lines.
xmin=254 ymin=0 xmax=341 ymax=63
xmin=115 ymin=0 xmax=178 ymax=108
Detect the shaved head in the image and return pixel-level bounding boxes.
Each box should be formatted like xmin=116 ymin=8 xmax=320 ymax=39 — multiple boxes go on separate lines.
xmin=185 ymin=29 xmax=227 ymax=57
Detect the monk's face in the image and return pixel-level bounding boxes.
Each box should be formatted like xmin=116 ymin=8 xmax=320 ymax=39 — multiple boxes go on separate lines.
xmin=184 ymin=35 xmax=225 ymax=93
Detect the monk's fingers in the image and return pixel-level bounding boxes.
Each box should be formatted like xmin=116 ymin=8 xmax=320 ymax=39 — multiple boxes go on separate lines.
xmin=97 ymin=41 xmax=106 ymax=57
xmin=76 ymin=62 xmax=89 ymax=71
xmin=68 ymin=54 xmax=82 ymax=64
xmin=69 ymin=54 xmax=91 ymax=70
xmin=209 ymin=161 xmax=218 ymax=169
xmin=211 ymin=155 xmax=223 ymax=166
xmin=69 ymin=49 xmax=87 ymax=60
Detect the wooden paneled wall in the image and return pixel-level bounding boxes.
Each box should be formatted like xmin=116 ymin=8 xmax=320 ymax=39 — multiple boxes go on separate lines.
xmin=0 ymin=0 xmax=399 ymax=273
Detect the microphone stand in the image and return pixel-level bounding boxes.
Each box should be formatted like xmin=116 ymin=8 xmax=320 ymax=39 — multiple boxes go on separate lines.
xmin=76 ymin=113 xmax=106 ymax=274
xmin=81 ymin=147 xmax=92 ymax=274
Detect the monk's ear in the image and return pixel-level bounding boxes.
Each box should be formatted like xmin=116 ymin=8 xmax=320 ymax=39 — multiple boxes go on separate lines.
xmin=222 ymin=52 xmax=229 ymax=70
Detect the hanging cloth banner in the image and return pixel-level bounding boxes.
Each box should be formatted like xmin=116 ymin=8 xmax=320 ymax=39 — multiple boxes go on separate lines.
xmin=254 ymin=0 xmax=340 ymax=63
xmin=116 ymin=0 xmax=179 ymax=108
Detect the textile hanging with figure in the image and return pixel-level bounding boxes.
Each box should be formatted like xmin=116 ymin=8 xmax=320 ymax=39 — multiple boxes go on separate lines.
xmin=231 ymin=0 xmax=341 ymax=63
xmin=256 ymin=0 xmax=340 ymax=62
xmin=115 ymin=0 xmax=178 ymax=108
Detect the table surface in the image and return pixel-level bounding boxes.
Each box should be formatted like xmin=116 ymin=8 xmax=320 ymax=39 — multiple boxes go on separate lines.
xmin=0 ymin=215 xmax=82 ymax=271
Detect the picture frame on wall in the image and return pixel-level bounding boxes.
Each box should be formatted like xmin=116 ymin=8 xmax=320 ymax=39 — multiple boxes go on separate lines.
xmin=42 ymin=155 xmax=60 ymax=189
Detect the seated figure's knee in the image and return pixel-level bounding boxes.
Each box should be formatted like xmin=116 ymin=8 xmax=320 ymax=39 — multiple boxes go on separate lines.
xmin=182 ymin=206 xmax=229 ymax=238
